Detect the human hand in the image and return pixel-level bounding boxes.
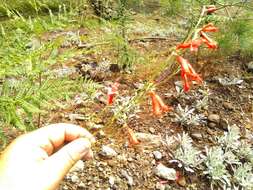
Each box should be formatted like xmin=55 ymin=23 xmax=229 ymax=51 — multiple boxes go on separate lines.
xmin=0 ymin=123 xmax=95 ymax=190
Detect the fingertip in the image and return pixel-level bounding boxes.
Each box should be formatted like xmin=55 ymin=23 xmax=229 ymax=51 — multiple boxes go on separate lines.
xmin=83 ymin=149 xmax=93 ymax=160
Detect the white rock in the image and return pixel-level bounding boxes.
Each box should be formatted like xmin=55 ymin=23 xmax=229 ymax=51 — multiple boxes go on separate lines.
xmin=78 ymin=182 xmax=85 ymax=188
xmin=70 ymin=174 xmax=80 ymax=183
xmin=135 ymin=133 xmax=162 ymax=147
xmin=70 ymin=160 xmax=84 ymax=172
xmin=156 ymin=182 xmax=165 ymax=190
xmin=109 ymin=176 xmax=115 ymax=187
xmin=68 ymin=113 xmax=86 ymax=121
xmin=121 ymin=170 xmax=133 ymax=186
xmin=100 ymin=145 xmax=117 ymax=158
xmin=153 ymin=151 xmax=163 ymax=160
xmin=154 ymin=164 xmax=177 ymax=181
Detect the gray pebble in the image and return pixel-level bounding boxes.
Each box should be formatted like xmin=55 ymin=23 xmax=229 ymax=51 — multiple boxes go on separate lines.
xmin=100 ymin=145 xmax=117 ymax=158
xmin=208 ymin=114 xmax=220 ymax=123
xmin=153 ymin=151 xmax=163 ymax=160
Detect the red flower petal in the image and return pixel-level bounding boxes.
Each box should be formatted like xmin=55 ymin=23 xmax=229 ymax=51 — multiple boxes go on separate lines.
xmin=107 ymin=82 xmax=120 ymax=105
xmin=126 ymin=127 xmax=140 ymax=146
xmin=149 ymin=91 xmax=163 ymax=116
xmin=149 ymin=91 xmax=172 ymax=116
xmin=206 ymin=5 xmax=217 ymax=13
xmin=202 ymin=23 xmax=219 ymax=33
xmin=176 ymin=43 xmax=191 ymax=49
xmin=176 ymin=56 xmax=203 ymax=92
xmin=200 ymin=31 xmax=218 ymax=49
xmin=154 ymin=94 xmax=173 ymax=112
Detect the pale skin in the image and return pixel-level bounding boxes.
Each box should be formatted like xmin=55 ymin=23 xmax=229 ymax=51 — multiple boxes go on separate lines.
xmin=0 ymin=123 xmax=95 ymax=190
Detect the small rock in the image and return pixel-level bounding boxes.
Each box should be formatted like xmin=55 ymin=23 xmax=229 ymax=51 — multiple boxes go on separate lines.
xmin=86 ymin=122 xmax=104 ymax=130
xmin=98 ymin=167 xmax=103 ymax=172
xmin=206 ymin=128 xmax=214 ymax=135
xmin=68 ymin=113 xmax=86 ymax=121
xmin=208 ymin=122 xmax=217 ymax=128
xmin=218 ymin=77 xmax=243 ymax=86
xmin=223 ymin=102 xmax=234 ymax=110
xmin=220 ymin=119 xmax=228 ymax=131
xmin=70 ymin=160 xmax=84 ymax=172
xmin=26 ymin=38 xmax=41 ymax=50
xmin=78 ymin=182 xmax=85 ymax=188
xmin=208 ymin=114 xmax=220 ymax=123
xmin=135 ymin=133 xmax=162 ymax=147
xmin=156 ymin=182 xmax=166 ymax=190
xmin=149 ymin=127 xmax=156 ymax=134
xmin=96 ymin=130 xmax=106 ymax=139
xmin=70 ymin=174 xmax=80 ymax=183
xmin=191 ymin=133 xmax=202 ymax=140
xmin=127 ymin=157 xmax=134 ymax=162
xmin=100 ymin=145 xmax=117 ymax=158
xmin=151 ymin=159 xmax=156 ymax=165
xmin=121 ymin=170 xmax=134 ymax=186
xmin=109 ymin=176 xmax=115 ymax=187
xmin=153 ymin=151 xmax=163 ymax=160
xmin=62 ymin=185 xmax=69 ymax=190
xmin=154 ymin=164 xmax=177 ymax=181
xmin=247 ymin=61 xmax=253 ymax=72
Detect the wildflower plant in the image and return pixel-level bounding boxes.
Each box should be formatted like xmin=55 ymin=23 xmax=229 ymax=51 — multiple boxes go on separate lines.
xmin=233 ymin=163 xmax=253 ymax=189
xmin=170 ymin=133 xmax=203 ymax=173
xmin=111 ymin=95 xmax=141 ymax=125
xmin=218 ymin=125 xmax=241 ymax=151
xmin=174 ymin=104 xmax=206 ymax=127
xmin=203 ymin=147 xmax=231 ymax=189
xmin=236 ymin=141 xmax=253 ymax=164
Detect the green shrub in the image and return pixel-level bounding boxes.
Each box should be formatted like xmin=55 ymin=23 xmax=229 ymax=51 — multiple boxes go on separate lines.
xmin=217 ymin=19 xmax=253 ymax=58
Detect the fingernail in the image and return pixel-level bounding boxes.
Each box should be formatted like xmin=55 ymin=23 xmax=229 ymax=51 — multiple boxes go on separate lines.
xmin=74 ymin=138 xmax=91 ymax=157
xmin=85 ymin=150 xmax=94 ymax=160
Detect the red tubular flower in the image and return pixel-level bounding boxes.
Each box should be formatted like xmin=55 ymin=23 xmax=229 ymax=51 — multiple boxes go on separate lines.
xmin=200 ymin=31 xmax=218 ymax=49
xmin=176 ymin=43 xmax=191 ymax=50
xmin=190 ymin=39 xmax=203 ymax=52
xmin=149 ymin=91 xmax=163 ymax=116
xmin=107 ymin=82 xmax=120 ymax=105
xmin=206 ymin=5 xmax=217 ymax=14
xmin=126 ymin=127 xmax=140 ymax=146
xmin=176 ymin=56 xmax=203 ymax=92
xmin=177 ymin=39 xmax=203 ymax=52
xmin=201 ymin=23 xmax=219 ymax=33
xmin=148 ymin=91 xmax=173 ymax=116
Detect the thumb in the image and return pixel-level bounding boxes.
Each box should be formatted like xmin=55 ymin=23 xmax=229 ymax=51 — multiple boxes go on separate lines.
xmin=44 ymin=138 xmax=92 ymax=182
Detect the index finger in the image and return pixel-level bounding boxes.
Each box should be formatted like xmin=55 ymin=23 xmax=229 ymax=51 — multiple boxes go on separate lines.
xmin=24 ymin=123 xmax=95 ymax=155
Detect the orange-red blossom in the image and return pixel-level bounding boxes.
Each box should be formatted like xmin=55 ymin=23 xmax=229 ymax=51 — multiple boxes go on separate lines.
xmin=148 ymin=91 xmax=173 ymax=116
xmin=176 ymin=39 xmax=203 ymax=52
xmin=126 ymin=127 xmax=140 ymax=146
xmin=200 ymin=31 xmax=218 ymax=49
xmin=107 ymin=82 xmax=120 ymax=105
xmin=206 ymin=5 xmax=217 ymax=14
xmin=176 ymin=56 xmax=203 ymax=92
xmin=201 ymin=23 xmax=219 ymax=33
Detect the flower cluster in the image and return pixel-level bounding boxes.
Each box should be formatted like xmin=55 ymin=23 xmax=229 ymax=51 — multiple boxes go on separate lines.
xmin=107 ymin=82 xmax=120 ymax=105
xmin=176 ymin=21 xmax=219 ymax=92
xmin=177 ymin=23 xmax=219 ymax=52
xmin=148 ymin=91 xmax=173 ymax=116
xmin=105 ymin=7 xmax=220 ymax=146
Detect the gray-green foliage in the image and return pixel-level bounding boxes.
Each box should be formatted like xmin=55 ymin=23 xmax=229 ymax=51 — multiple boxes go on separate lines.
xmin=172 ymin=126 xmax=253 ymax=190
xmin=203 ymin=147 xmax=231 ymax=188
xmin=172 ymin=133 xmax=203 ymax=172
xmin=234 ymin=164 xmax=253 ymax=189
